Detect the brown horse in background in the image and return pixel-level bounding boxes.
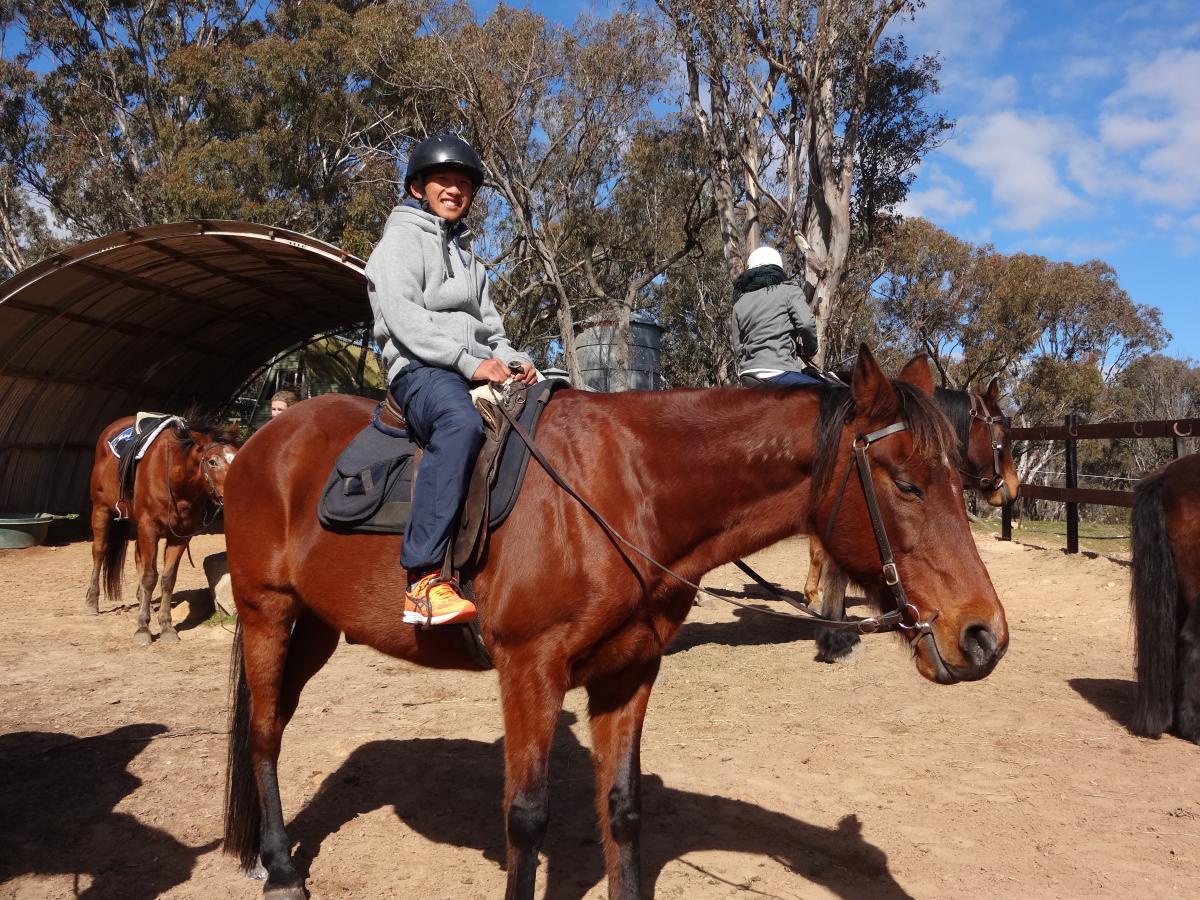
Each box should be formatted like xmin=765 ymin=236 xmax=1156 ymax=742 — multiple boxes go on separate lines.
xmin=221 ymin=347 xmax=1008 ymax=900
xmin=84 ymin=415 xmax=237 ymax=644
xmin=1130 ymin=451 xmax=1200 ymax=743
xmin=807 ymin=377 xmax=1019 ymax=664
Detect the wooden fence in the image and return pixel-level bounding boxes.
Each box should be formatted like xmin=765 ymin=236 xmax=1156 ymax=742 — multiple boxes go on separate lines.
xmin=1001 ymin=415 xmax=1199 ymax=553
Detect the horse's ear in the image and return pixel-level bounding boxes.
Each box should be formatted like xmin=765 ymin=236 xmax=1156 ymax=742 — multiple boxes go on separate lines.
xmin=851 ymin=344 xmax=897 ymax=417
xmin=985 ymin=376 xmax=1001 ymax=404
xmin=898 ymin=354 xmax=934 ymax=396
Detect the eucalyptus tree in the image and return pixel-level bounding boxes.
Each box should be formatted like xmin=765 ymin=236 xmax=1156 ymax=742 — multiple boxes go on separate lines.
xmin=655 ymin=0 xmax=949 ymax=365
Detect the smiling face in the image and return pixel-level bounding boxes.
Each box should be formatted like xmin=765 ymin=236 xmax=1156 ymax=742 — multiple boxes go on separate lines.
xmin=409 ymin=167 xmax=474 ymax=222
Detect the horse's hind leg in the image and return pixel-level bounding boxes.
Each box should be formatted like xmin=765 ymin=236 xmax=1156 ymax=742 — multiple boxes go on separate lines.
xmin=155 ymin=539 xmax=189 ymax=644
xmin=240 ymin=602 xmax=337 ymax=897
xmin=133 ymin=526 xmax=160 ymax=645
xmin=1174 ymin=588 xmax=1200 ymax=744
xmin=586 ymin=658 xmax=661 ymax=900
xmin=84 ymin=507 xmax=110 ymax=614
xmin=499 ymin=658 xmax=567 ymax=900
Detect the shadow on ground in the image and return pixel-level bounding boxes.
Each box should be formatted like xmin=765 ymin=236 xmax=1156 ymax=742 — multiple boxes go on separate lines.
xmin=287 ymin=713 xmax=912 ymax=900
xmin=0 ymin=724 xmax=218 ymax=898
xmin=1069 ymin=677 xmax=1138 ymax=733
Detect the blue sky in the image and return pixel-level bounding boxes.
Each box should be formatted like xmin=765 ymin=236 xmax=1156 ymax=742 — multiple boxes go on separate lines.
xmin=891 ymin=0 xmax=1200 ymax=359
xmin=478 ymin=0 xmax=1199 ymax=360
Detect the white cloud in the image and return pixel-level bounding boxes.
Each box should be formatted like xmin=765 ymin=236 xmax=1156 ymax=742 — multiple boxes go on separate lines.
xmin=898 ymin=170 xmax=975 ymax=222
xmin=947 ymin=111 xmax=1087 ymax=230
xmin=1100 ymin=48 xmax=1200 ymax=208
xmin=902 ymin=0 xmax=1014 ymax=66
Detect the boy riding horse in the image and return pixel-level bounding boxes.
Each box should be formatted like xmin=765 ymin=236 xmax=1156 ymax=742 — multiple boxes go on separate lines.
xmin=365 ymin=134 xmax=536 ymax=627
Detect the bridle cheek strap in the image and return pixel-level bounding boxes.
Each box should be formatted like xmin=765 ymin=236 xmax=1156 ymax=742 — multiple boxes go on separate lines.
xmin=822 ymin=420 xmax=938 ymax=641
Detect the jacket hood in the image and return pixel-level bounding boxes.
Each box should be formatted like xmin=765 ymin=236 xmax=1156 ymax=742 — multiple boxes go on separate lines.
xmin=389 ymin=201 xmax=473 ymax=244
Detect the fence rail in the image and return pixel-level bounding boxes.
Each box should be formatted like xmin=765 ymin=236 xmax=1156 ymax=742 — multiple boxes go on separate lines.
xmin=1002 ymin=414 xmax=1196 ymax=552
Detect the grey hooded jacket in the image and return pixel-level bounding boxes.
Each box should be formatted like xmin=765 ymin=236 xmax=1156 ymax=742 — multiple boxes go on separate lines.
xmin=731 ymin=279 xmax=818 ymax=376
xmin=365 ymin=202 xmax=531 ymax=383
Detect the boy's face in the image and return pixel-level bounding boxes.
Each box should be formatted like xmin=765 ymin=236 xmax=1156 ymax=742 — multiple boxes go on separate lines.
xmin=270 ymin=400 xmax=288 ymax=418
xmin=411 ymin=168 xmax=474 ymax=222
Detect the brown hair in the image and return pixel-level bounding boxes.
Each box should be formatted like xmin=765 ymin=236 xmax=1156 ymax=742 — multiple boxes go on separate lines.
xmin=270 ymin=390 xmax=299 ymax=407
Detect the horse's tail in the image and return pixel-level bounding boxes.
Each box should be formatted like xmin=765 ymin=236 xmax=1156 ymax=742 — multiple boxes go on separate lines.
xmin=101 ymin=517 xmax=133 ymax=603
xmin=1130 ymin=470 xmax=1178 ymax=738
xmin=224 ymin=619 xmax=261 ymax=867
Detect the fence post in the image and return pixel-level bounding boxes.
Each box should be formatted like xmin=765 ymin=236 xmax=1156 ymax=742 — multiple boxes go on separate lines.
xmin=1175 ymin=433 xmax=1185 ymax=459
xmin=1001 ymin=500 xmax=1012 ymax=541
xmin=1064 ymin=413 xmax=1079 ymax=554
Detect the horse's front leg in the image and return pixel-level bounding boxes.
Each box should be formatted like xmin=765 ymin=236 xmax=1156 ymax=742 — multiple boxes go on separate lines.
xmin=133 ymin=525 xmax=160 ymax=645
xmin=586 ymin=657 xmax=660 ymax=900
xmin=499 ymin=658 xmax=566 ymax=900
xmin=810 ymin=537 xmax=857 ymax=664
xmin=156 ymin=538 xmax=189 ymax=643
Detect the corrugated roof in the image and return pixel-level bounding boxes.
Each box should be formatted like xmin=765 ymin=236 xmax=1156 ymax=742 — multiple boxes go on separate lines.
xmin=0 ymin=220 xmax=369 ymax=514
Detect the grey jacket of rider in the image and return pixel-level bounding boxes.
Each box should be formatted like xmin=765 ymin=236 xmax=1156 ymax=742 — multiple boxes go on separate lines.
xmin=365 ymin=202 xmax=531 ymax=382
xmin=731 ymin=280 xmax=818 ymax=375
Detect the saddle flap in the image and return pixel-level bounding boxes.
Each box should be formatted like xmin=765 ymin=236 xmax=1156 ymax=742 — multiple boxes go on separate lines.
xmin=317 ymin=421 xmax=419 ymax=531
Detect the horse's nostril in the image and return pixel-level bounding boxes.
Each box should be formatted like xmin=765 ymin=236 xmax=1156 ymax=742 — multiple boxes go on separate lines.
xmin=961 ymin=623 xmax=997 ymax=667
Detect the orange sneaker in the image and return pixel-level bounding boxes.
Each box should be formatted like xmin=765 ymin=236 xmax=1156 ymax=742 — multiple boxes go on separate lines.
xmin=403 ymin=572 xmax=476 ymax=626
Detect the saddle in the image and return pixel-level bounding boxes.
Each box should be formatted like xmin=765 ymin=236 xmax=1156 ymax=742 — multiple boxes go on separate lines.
xmin=107 ymin=413 xmax=183 ymax=514
xmin=317 ymin=380 xmax=566 ymax=572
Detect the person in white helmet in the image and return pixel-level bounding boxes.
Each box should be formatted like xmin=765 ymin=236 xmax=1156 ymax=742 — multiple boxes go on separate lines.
xmin=730 ymin=246 xmax=821 ymax=387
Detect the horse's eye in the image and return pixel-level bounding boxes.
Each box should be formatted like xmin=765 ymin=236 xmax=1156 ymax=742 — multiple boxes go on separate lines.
xmin=208 ymin=459 xmax=219 ymax=467
xmin=893 ymin=480 xmax=924 ymax=499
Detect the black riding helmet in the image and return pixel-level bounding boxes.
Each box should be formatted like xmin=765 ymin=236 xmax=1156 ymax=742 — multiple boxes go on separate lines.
xmin=404 ymin=134 xmax=485 ymax=201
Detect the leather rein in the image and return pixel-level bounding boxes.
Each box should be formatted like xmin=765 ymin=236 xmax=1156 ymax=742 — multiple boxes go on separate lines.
xmin=493 ymin=389 xmax=936 ymax=638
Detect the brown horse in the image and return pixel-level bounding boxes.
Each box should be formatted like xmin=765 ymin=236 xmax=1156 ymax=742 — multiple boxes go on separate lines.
xmin=807 ymin=377 xmax=1019 ymax=664
xmin=1130 ymin=451 xmax=1200 ymax=743
xmin=84 ymin=415 xmax=237 ymax=644
xmin=222 ymin=347 xmax=1008 ymax=900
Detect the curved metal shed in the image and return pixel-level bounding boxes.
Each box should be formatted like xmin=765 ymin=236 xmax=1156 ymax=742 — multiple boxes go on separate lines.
xmin=0 ymin=220 xmax=369 ymax=515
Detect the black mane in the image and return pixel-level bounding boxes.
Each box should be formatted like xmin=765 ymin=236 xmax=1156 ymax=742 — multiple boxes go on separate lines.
xmin=173 ymin=407 xmax=235 ymax=449
xmin=933 ymin=386 xmax=972 ymax=457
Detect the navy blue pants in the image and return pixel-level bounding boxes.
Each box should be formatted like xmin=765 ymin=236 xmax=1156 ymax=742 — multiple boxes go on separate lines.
xmin=389 ymin=363 xmax=485 ymax=571
xmin=763 ymin=370 xmax=824 ymax=387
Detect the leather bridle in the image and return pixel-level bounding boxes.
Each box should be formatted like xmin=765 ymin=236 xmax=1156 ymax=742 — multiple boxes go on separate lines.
xmin=963 ymin=393 xmax=1013 ymax=504
xmin=820 ymin=421 xmax=941 ymax=647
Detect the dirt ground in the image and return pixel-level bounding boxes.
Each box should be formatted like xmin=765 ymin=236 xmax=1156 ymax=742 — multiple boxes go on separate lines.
xmin=1 ymin=529 xmax=1197 ymax=900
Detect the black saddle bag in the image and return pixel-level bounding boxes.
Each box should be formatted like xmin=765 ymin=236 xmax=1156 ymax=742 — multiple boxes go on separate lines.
xmin=317 ymin=420 xmax=418 ymax=534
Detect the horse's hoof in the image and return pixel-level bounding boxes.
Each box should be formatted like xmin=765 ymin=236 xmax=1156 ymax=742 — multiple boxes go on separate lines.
xmin=133 ymin=629 xmax=153 ymax=646
xmin=815 ymin=629 xmax=861 ymax=665
xmin=158 ymin=628 xmax=180 ymax=644
xmin=82 ymin=604 xmax=99 ymax=616
xmin=263 ymin=885 xmax=307 ymax=899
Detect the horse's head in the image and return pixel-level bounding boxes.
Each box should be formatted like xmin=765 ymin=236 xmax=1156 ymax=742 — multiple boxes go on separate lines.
xmin=178 ymin=423 xmax=238 ymax=504
xmin=966 ymin=378 xmax=1019 ymax=507
xmin=809 ymin=346 xmax=1008 ymax=684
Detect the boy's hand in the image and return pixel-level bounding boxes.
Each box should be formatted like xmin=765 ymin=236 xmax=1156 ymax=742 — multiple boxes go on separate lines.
xmin=471 ymin=359 xmax=511 ymax=383
xmin=509 ymin=361 xmax=537 ymax=384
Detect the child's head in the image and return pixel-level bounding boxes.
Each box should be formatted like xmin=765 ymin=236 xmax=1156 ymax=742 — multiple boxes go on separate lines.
xmin=404 ymin=134 xmax=485 ymax=222
xmin=270 ymin=390 xmax=299 ymax=418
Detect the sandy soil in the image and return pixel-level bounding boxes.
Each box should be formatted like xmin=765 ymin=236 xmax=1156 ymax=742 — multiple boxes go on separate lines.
xmin=1 ymin=529 xmax=1197 ymax=900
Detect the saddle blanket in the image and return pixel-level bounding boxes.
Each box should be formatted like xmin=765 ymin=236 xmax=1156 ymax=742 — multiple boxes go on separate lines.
xmin=317 ymin=380 xmax=563 ymax=537
xmin=107 ymin=414 xmax=181 ymax=460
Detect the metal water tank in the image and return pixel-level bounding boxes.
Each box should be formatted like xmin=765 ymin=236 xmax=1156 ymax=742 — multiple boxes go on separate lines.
xmin=575 ymin=312 xmax=663 ymax=392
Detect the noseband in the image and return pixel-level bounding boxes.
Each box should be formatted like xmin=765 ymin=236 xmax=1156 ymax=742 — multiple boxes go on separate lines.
xmin=964 ymin=394 xmax=1012 ymax=504
xmin=822 ymin=421 xmax=940 ymax=645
